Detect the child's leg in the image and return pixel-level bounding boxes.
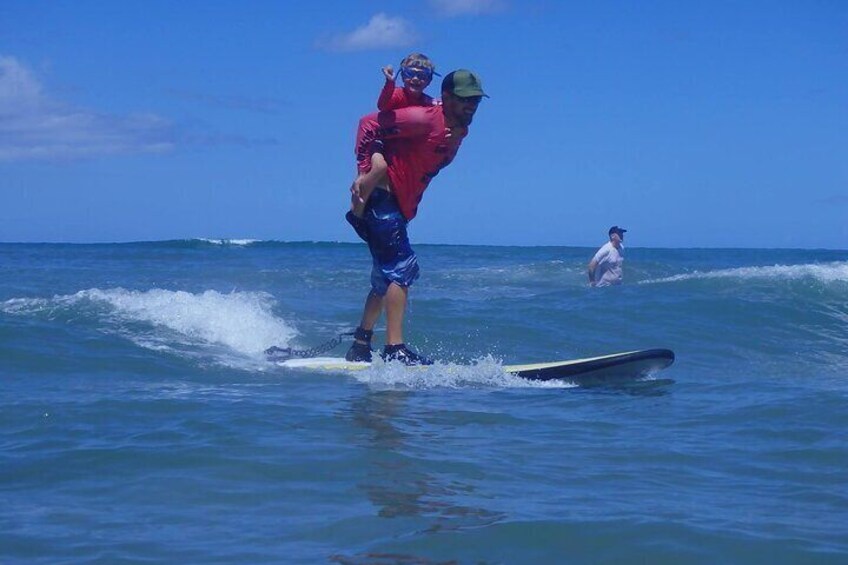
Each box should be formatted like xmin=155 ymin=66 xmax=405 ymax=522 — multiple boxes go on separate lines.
xmin=350 ymin=152 xmax=388 ymax=217
xmin=369 ymin=152 xmax=388 ymax=177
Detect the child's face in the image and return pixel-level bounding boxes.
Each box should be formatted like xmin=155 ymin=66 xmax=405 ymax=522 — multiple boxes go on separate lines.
xmin=400 ymin=66 xmax=432 ymax=93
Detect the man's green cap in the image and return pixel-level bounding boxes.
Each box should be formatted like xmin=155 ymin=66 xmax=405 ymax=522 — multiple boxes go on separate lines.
xmin=442 ymin=69 xmax=489 ymax=98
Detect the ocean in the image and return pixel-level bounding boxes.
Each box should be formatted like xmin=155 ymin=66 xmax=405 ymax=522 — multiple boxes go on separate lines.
xmin=1 ymin=240 xmax=846 ymax=564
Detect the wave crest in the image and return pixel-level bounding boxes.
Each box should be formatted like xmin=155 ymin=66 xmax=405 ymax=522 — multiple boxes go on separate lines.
xmin=641 ymin=261 xmax=848 ymax=285
xmin=3 ymin=288 xmax=297 ymax=358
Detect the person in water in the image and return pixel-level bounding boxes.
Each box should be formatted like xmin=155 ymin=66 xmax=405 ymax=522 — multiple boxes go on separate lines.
xmin=349 ymin=53 xmax=439 ymax=220
xmin=588 ymin=226 xmax=627 ymax=287
xmin=345 ymin=70 xmax=488 ymax=365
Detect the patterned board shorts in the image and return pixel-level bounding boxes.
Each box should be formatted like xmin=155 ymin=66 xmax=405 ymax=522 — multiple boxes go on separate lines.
xmin=352 ymin=189 xmax=420 ymax=296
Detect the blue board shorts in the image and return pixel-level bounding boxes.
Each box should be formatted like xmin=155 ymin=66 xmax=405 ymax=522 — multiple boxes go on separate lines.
xmin=359 ymin=189 xmax=420 ymax=296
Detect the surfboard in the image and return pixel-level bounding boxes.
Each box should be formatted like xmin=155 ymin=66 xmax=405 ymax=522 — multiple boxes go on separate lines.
xmin=278 ymin=348 xmax=675 ymax=383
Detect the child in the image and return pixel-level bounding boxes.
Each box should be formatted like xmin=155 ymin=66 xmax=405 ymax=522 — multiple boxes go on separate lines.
xmin=377 ymin=52 xmax=439 ymax=112
xmin=349 ymin=53 xmax=439 ymax=223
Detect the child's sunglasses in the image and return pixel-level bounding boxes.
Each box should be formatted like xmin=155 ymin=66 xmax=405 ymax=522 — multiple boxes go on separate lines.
xmin=399 ymin=66 xmax=434 ymax=81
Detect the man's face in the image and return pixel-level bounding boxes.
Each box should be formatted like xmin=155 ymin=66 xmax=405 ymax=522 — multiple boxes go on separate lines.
xmin=611 ymin=232 xmax=624 ymax=247
xmin=443 ymin=92 xmax=482 ymax=127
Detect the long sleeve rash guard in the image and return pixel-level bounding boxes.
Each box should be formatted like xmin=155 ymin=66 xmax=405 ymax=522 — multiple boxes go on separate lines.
xmin=355 ymin=105 xmax=466 ymax=221
xmin=377 ymin=82 xmax=434 ymax=112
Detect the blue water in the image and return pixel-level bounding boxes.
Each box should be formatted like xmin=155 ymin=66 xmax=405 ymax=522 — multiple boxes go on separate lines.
xmin=2 ymin=240 xmax=847 ymax=564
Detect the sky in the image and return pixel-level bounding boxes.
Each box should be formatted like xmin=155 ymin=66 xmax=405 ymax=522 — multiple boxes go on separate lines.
xmin=1 ymin=0 xmax=846 ymax=249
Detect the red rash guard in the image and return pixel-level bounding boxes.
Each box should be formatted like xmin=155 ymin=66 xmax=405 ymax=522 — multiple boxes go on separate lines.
xmin=355 ymin=105 xmax=467 ymax=221
xmin=377 ymin=83 xmax=434 ymax=112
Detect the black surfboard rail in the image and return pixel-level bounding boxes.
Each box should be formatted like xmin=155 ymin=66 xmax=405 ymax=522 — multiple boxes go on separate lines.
xmin=512 ymin=348 xmax=675 ymax=381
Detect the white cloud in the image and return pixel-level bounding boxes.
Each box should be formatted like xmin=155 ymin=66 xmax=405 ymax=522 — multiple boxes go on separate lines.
xmin=0 ymin=55 xmax=174 ymax=162
xmin=429 ymin=0 xmax=507 ymax=17
xmin=319 ymin=13 xmax=417 ymax=52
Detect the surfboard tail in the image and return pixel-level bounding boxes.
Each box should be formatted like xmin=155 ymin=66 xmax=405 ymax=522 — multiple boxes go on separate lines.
xmin=507 ymin=349 xmax=675 ymax=381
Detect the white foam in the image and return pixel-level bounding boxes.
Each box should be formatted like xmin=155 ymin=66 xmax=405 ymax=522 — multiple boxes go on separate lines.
xmin=361 ymin=357 xmax=576 ymax=389
xmin=278 ymin=354 xmax=575 ymax=390
xmin=3 ymin=288 xmax=297 ymax=358
xmin=197 ymin=238 xmax=260 ymax=246
xmin=640 ymin=261 xmax=848 ymax=285
xmin=1 ymin=296 xmax=52 ymax=314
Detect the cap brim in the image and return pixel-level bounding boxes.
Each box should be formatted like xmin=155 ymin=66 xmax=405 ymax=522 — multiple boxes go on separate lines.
xmin=454 ymin=89 xmax=490 ymax=98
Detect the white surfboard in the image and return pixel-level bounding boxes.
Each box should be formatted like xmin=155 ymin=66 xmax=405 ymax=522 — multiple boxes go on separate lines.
xmin=278 ymin=349 xmax=674 ymax=383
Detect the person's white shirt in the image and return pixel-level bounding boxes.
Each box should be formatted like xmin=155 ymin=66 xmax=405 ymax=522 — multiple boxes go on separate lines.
xmin=589 ymin=241 xmax=624 ymax=287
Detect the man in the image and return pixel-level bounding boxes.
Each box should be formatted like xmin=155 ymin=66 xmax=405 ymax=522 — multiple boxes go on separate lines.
xmin=344 ymin=69 xmax=488 ymax=365
xmin=588 ymin=226 xmax=627 ymax=287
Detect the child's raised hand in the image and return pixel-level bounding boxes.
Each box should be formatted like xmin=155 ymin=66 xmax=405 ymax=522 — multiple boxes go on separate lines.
xmin=382 ymin=65 xmax=394 ymax=81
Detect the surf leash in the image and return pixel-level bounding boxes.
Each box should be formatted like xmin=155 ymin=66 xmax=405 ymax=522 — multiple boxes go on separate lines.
xmin=265 ymin=331 xmax=355 ymax=361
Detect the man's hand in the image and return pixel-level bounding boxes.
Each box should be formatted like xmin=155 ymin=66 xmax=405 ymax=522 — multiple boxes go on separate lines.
xmin=350 ymin=179 xmax=366 ymax=218
xmin=382 ymin=65 xmax=394 ymax=81
xmin=350 ymin=178 xmax=364 ymax=204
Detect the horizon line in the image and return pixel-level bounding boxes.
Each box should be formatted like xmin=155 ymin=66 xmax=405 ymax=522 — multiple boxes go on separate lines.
xmin=0 ymin=238 xmax=845 ymax=252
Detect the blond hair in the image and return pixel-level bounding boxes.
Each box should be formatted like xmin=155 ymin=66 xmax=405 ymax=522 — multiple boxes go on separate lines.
xmin=400 ymin=52 xmax=436 ymax=73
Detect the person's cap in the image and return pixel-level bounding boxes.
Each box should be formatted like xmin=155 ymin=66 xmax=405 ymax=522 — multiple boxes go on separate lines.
xmin=609 ymin=226 xmax=627 ymax=236
xmin=442 ymin=69 xmax=490 ymax=98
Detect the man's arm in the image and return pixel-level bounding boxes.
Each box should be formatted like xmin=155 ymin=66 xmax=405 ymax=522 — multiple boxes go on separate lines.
xmin=588 ymin=246 xmax=608 ymax=287
xmin=587 ymin=259 xmax=598 ymax=286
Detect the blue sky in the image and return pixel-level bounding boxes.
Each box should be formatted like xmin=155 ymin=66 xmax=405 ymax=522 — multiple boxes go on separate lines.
xmin=1 ymin=0 xmax=846 ymax=248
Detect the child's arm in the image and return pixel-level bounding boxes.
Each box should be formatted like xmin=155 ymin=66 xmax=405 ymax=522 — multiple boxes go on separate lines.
xmin=377 ymin=65 xmax=396 ymax=111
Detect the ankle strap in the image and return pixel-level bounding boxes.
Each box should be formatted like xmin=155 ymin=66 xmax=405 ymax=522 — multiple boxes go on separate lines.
xmin=354 ymin=327 xmax=373 ymax=342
